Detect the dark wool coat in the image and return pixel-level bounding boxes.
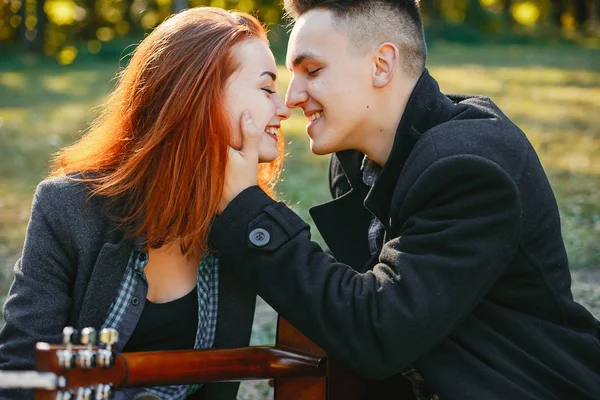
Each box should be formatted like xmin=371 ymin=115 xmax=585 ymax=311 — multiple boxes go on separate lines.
xmin=0 ymin=177 xmax=257 ymax=400
xmin=209 ymin=70 xmax=600 ymax=399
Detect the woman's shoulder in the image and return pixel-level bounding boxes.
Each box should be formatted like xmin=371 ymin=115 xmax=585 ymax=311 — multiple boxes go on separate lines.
xmin=33 ymin=174 xmax=108 ymax=225
xmin=36 ymin=173 xmax=88 ymax=195
xmin=35 ymin=174 xmax=90 ymax=207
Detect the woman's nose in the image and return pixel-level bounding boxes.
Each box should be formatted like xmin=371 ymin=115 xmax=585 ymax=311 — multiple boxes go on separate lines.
xmin=276 ymin=95 xmax=291 ymax=120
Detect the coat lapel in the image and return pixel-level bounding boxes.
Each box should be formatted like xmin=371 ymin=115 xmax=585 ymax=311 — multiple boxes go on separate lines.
xmin=311 ymin=70 xmax=458 ymax=271
xmin=211 ymin=259 xmax=256 ymax=349
xmin=76 ymin=236 xmax=133 ymax=330
xmin=203 ymin=258 xmax=257 ymax=400
xmin=310 ymin=189 xmax=373 ymax=272
xmin=364 ymin=70 xmax=456 ymax=227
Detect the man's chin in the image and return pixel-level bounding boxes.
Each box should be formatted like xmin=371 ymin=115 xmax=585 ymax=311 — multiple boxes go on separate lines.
xmin=309 ymin=139 xmax=334 ymax=156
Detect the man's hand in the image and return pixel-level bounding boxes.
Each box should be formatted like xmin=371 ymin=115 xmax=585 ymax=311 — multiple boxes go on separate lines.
xmin=219 ymin=111 xmax=260 ymax=213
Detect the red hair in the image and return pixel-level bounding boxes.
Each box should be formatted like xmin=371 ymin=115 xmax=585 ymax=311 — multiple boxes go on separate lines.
xmin=49 ymin=7 xmax=282 ymax=257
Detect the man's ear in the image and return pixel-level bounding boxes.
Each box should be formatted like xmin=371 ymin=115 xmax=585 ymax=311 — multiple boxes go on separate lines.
xmin=372 ymin=43 xmax=399 ymax=88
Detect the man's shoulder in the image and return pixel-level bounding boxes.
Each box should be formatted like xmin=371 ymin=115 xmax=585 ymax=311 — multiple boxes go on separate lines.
xmin=412 ymin=96 xmax=533 ymax=180
xmin=443 ymin=94 xmax=525 ymax=140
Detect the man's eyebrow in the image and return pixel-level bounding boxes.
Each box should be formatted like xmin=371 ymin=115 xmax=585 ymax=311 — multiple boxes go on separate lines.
xmin=287 ymin=52 xmax=320 ymax=69
xmin=260 ymin=71 xmax=277 ymax=81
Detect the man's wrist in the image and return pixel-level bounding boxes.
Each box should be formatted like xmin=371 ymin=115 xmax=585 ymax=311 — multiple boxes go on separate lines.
xmin=210 ymin=185 xmax=276 ymax=251
xmin=218 ymin=183 xmax=257 ymax=214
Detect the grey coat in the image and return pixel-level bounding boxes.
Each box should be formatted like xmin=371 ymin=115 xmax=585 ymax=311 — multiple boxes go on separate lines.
xmin=0 ymin=176 xmax=257 ymax=400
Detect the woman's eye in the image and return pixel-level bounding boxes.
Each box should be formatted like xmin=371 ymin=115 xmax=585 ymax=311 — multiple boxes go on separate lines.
xmin=262 ymin=88 xmax=276 ymax=95
xmin=308 ymin=68 xmax=322 ymax=77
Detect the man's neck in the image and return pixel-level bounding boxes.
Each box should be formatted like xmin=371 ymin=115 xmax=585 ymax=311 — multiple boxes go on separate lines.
xmin=360 ymin=77 xmax=418 ymax=166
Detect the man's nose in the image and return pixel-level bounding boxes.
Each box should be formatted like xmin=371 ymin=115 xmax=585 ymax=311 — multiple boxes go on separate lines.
xmin=285 ymin=78 xmax=308 ymax=109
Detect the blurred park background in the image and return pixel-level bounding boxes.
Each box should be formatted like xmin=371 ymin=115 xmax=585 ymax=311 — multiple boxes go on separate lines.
xmin=1 ymin=0 xmax=599 ymax=398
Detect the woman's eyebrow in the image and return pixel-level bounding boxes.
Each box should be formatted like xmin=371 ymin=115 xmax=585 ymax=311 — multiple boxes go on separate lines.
xmin=260 ymin=71 xmax=277 ymax=81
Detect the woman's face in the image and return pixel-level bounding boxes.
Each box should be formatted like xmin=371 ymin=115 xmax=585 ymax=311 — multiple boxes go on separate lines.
xmin=225 ymin=38 xmax=290 ymax=163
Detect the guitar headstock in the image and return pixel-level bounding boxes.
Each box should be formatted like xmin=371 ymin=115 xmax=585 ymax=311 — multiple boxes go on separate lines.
xmin=34 ymin=327 xmax=123 ymax=400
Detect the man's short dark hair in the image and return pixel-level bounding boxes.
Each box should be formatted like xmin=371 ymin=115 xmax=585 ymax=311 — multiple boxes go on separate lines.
xmin=284 ymin=0 xmax=426 ymax=78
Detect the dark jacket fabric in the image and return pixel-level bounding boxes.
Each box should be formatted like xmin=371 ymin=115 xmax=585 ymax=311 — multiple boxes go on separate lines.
xmin=0 ymin=176 xmax=257 ymax=400
xmin=209 ymin=70 xmax=600 ymax=399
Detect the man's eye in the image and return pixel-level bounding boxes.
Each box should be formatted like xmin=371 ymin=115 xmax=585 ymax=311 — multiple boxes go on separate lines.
xmin=308 ymin=68 xmax=322 ymax=76
xmin=262 ymin=88 xmax=276 ymax=94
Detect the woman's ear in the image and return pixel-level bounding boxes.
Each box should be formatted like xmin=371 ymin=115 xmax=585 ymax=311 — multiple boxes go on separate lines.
xmin=373 ymin=43 xmax=399 ymax=88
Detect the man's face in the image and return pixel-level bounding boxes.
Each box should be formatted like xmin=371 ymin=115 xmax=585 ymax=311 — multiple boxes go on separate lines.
xmin=286 ymin=9 xmax=374 ymax=155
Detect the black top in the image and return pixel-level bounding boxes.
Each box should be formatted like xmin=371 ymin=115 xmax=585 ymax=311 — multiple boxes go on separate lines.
xmin=123 ymin=286 xmax=198 ymax=352
xmin=124 ymin=286 xmax=203 ymax=399
xmin=123 ymin=286 xmax=204 ymax=400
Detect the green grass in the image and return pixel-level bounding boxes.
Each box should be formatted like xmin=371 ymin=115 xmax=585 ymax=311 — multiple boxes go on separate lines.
xmin=1 ymin=44 xmax=599 ymax=321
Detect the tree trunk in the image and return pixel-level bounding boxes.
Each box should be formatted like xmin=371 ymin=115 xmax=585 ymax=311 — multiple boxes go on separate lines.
xmin=572 ymin=0 xmax=588 ymax=28
xmin=503 ymin=0 xmax=516 ymax=28
xmin=83 ymin=0 xmax=98 ymax=42
xmin=588 ymin=0 xmax=599 ymax=27
xmin=419 ymin=0 xmax=442 ymax=27
xmin=20 ymin=0 xmax=45 ymax=52
xmin=173 ymin=0 xmax=188 ymax=13
xmin=551 ymin=0 xmax=566 ymax=28
xmin=34 ymin=0 xmax=45 ymax=51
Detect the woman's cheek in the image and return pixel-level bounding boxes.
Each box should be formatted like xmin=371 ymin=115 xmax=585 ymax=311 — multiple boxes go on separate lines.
xmin=228 ymin=114 xmax=243 ymax=150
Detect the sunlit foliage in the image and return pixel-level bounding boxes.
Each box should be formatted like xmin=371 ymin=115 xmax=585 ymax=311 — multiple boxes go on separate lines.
xmin=0 ymin=1 xmax=598 ymax=63
xmin=1 ymin=0 xmax=289 ymax=63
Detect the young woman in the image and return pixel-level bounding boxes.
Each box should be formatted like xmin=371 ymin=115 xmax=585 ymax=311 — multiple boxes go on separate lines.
xmin=0 ymin=7 xmax=290 ymax=400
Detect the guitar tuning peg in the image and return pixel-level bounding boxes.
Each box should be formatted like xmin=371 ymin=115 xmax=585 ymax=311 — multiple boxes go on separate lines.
xmin=95 ymin=384 xmax=112 ymax=400
xmin=99 ymin=328 xmax=119 ymax=350
xmin=59 ymin=327 xmax=77 ymax=370
xmin=97 ymin=328 xmax=118 ymax=368
xmin=75 ymin=387 xmax=93 ymax=400
xmin=80 ymin=327 xmax=97 ymax=351
xmin=56 ymin=390 xmax=74 ymax=400
xmin=62 ymin=327 xmax=78 ymax=351
xmin=77 ymin=328 xmax=97 ymax=369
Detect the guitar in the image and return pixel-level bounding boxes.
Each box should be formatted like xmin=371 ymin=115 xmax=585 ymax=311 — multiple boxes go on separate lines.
xmin=1 ymin=317 xmax=385 ymax=399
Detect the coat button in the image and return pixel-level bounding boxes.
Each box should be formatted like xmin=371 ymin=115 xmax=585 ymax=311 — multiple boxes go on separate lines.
xmin=131 ymin=297 xmax=139 ymax=306
xmin=249 ymin=228 xmax=270 ymax=247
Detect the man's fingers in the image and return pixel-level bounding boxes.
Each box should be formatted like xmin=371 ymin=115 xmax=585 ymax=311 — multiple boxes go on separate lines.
xmin=240 ymin=111 xmax=260 ymax=158
xmin=220 ymin=113 xmax=260 ymax=212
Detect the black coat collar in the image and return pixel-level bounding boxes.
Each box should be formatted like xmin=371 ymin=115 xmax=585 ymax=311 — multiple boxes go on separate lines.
xmin=337 ymin=69 xmax=456 ymax=227
xmin=311 ymin=70 xmax=456 ymax=268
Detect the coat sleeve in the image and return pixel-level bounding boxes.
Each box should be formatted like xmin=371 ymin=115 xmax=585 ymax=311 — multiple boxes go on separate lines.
xmin=209 ymin=154 xmax=522 ymax=379
xmin=0 ymin=180 xmax=75 ymax=399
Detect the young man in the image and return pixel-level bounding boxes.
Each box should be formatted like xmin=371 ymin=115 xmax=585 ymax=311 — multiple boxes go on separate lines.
xmin=212 ymin=1 xmax=600 ymax=398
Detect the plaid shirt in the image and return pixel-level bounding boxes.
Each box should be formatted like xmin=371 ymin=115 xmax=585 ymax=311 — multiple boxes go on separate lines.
xmin=101 ymin=237 xmax=219 ymax=400
xmin=361 ymin=156 xmax=439 ymax=400
xmin=361 ymin=156 xmax=385 ymax=254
